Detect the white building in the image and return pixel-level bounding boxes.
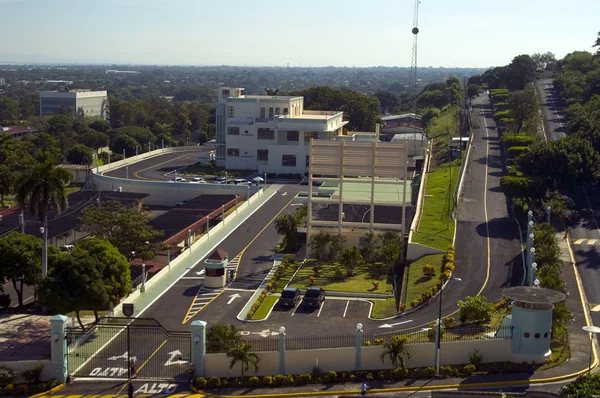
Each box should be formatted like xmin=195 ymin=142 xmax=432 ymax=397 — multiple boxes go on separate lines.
xmin=39 ymin=89 xmax=108 ymax=119
xmin=214 ymin=87 xmax=348 ymax=174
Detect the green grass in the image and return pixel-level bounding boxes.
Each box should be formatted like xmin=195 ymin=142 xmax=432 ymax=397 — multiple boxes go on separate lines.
xmin=65 ymin=185 xmax=82 ymax=196
xmin=288 ymin=260 xmax=393 ymax=294
xmin=403 ymin=254 xmax=445 ymax=305
xmin=250 ymin=295 xmax=278 ymax=320
xmin=182 ymin=164 xmax=254 ymax=177
xmin=273 ymin=262 xmax=302 ymax=293
xmin=371 ymin=298 xmax=398 ymax=319
xmin=411 ymin=162 xmax=459 ymax=251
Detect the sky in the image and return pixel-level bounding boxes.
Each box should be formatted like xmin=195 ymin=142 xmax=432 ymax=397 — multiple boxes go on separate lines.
xmin=0 ymin=0 xmax=598 ymax=68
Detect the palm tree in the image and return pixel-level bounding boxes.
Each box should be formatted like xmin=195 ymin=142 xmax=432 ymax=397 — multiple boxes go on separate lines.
xmin=308 ymin=231 xmax=331 ymax=260
xmin=359 ymin=231 xmax=378 ymax=263
xmin=340 ymin=247 xmax=364 ymax=276
xmin=274 ymin=214 xmax=298 ymax=251
xmin=227 ymin=343 xmax=260 ymax=378
xmin=380 ymin=335 xmax=411 ymax=369
xmin=206 ymin=322 xmax=243 ymax=353
xmin=15 ymin=160 xmax=71 ymax=279
xmin=328 ymin=234 xmax=347 ymax=261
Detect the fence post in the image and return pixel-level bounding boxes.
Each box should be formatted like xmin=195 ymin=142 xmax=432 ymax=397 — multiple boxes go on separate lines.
xmin=355 ymin=323 xmax=363 ymax=371
xmin=190 ymin=320 xmax=207 ymax=378
xmin=279 ymin=327 xmax=286 ymax=375
xmin=50 ymin=315 xmax=68 ymax=383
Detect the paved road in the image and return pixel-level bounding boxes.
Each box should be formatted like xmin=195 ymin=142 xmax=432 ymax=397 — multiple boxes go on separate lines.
xmin=535 ymin=78 xmax=567 ymax=142
xmin=103 ymin=147 xmax=209 ymax=181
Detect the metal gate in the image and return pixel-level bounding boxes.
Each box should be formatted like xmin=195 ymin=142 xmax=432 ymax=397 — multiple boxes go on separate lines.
xmin=67 ymin=317 xmax=191 ymax=381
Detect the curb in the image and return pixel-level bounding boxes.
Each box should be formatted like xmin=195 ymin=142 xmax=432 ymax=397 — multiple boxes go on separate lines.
xmin=29 ymin=383 xmax=65 ymax=397
xmin=236 ymin=261 xmax=281 ymax=322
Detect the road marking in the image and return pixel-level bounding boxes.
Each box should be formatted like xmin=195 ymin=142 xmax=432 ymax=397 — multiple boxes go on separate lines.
xmin=282 ymin=192 xmax=287 ymax=196
xmin=589 ymin=239 xmax=597 ymax=245
xmin=343 ymin=300 xmax=349 ymax=318
xmin=164 ymin=350 xmax=188 ymax=366
xmin=135 ymin=383 xmax=178 ymax=394
xmin=291 ymin=304 xmax=299 ymax=317
xmin=478 ymin=99 xmax=492 ymax=296
xmin=227 ymin=293 xmax=241 ymax=304
xmin=379 ymin=320 xmax=413 ymax=329
xmin=131 ymin=153 xmax=192 ymax=180
xmin=574 ymin=238 xmax=586 ymax=245
xmin=317 ymin=302 xmax=324 ymax=317
xmin=225 ymin=287 xmax=255 ymax=292
xmin=591 ymin=304 xmax=600 ymax=312
xmin=182 ymin=288 xmax=224 ymax=324
xmin=181 ymin=277 xmax=205 ymax=280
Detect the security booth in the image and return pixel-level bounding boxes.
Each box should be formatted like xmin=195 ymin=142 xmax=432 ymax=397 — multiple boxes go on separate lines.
xmin=204 ymin=247 xmax=228 ymax=289
xmin=501 ymin=286 xmax=567 ymax=360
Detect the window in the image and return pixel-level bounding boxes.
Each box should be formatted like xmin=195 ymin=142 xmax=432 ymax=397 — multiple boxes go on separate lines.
xmin=282 ymin=154 xmax=296 ymax=167
xmin=222 ymin=89 xmax=230 ymax=96
xmin=227 ymin=127 xmax=240 ymax=135
xmin=228 ymin=106 xmax=235 ymax=117
xmin=287 ymin=131 xmax=299 ymax=141
xmin=257 ymin=128 xmax=274 ymax=140
xmin=283 ymin=108 xmax=289 ymax=115
xmin=304 ymin=131 xmax=319 ymax=141
xmin=269 ymin=107 xmax=274 ymax=119
xmin=306 ymin=156 xmax=310 ymax=167
xmin=244 ymin=130 xmax=249 ymax=135
xmin=260 ymin=107 xmax=266 ymax=119
xmin=257 ymin=149 xmax=269 ymax=161
xmin=227 ymin=148 xmax=240 ymax=157
xmin=275 ymin=107 xmax=280 ymax=116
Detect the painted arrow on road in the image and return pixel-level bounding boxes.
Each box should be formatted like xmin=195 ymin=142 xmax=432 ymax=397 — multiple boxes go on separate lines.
xmin=108 ymin=352 xmax=137 ymax=362
xmin=281 ymin=192 xmax=287 ymax=196
xmin=164 ymin=350 xmax=188 ymax=366
xmin=196 ymin=269 xmax=205 ymax=276
xmin=227 ymin=293 xmax=241 ymax=304
xmin=378 ymin=320 xmax=413 ymax=329
xmin=253 ymin=329 xmax=279 ymax=338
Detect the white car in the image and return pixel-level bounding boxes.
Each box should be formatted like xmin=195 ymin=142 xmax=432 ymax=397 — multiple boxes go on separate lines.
xmin=233 ymin=178 xmax=252 ymax=186
xmin=169 ymin=177 xmax=186 ymax=183
xmin=189 ymin=177 xmax=206 ymax=184
xmin=214 ymin=177 xmax=230 ymax=184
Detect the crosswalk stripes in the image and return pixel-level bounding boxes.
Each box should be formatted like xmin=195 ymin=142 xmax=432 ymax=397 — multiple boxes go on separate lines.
xmin=227 ymin=254 xmax=241 ymax=278
xmin=182 ymin=287 xmax=223 ymax=324
xmin=573 ymin=238 xmax=599 ymax=245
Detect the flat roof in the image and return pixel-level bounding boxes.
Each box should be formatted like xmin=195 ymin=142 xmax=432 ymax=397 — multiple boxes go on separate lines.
xmin=317 ymin=180 xmax=413 ymax=204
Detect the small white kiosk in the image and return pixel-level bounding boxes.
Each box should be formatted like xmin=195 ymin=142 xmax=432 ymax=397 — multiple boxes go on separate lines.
xmin=204 ymin=248 xmax=228 ymax=289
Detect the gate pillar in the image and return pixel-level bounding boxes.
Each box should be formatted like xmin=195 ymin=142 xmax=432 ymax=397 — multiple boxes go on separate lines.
xmin=190 ymin=320 xmax=207 ymax=378
xmin=50 ymin=315 xmax=68 ymax=383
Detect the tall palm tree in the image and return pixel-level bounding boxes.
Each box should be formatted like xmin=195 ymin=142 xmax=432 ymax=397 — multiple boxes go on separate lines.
xmin=380 ymin=335 xmax=411 ymax=369
xmin=15 ymin=160 xmax=71 ymax=279
xmin=206 ymin=322 xmax=243 ymax=353
xmin=308 ymin=231 xmax=331 ymax=260
xmin=274 ymin=214 xmax=298 ymax=250
xmin=359 ymin=231 xmax=378 ymax=263
xmin=227 ymin=343 xmax=260 ymax=378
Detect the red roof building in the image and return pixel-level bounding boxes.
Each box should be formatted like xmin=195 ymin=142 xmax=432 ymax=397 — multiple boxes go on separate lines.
xmin=0 ymin=125 xmax=38 ymax=140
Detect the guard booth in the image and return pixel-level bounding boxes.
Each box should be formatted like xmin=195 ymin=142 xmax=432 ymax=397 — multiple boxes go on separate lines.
xmin=204 ymin=248 xmax=228 ymax=289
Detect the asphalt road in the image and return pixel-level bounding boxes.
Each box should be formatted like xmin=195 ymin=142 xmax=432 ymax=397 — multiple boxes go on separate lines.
xmin=534 ymin=78 xmax=567 ymax=142
xmin=103 ymin=147 xmax=209 ymax=181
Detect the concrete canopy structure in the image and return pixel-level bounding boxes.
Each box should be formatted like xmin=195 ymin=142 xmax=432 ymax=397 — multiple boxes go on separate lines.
xmin=306 ymin=139 xmax=411 ymax=248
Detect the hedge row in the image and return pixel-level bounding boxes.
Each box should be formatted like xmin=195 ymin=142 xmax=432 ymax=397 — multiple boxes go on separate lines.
xmin=247 ymin=255 xmax=293 ymax=319
xmin=410 ymin=245 xmax=455 ymax=309
xmin=500 ymin=134 xmax=535 ymax=148
xmin=0 ymin=379 xmax=59 ymax=396
xmin=506 ymin=146 xmax=530 ymax=159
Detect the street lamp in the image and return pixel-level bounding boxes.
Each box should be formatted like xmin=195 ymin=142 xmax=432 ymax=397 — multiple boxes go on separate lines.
xmin=126 ymin=167 xmax=129 ymax=180
xmin=435 ymin=277 xmax=462 ymax=376
xmin=583 ymin=325 xmax=600 ymax=374
xmin=39 ymin=225 xmax=48 ymax=280
xmin=546 ymin=206 xmax=552 ymax=223
xmin=188 ymin=229 xmax=192 ymax=252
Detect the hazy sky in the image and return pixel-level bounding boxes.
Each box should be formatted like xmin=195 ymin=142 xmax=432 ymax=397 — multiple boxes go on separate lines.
xmin=1 ymin=0 xmax=598 ymax=67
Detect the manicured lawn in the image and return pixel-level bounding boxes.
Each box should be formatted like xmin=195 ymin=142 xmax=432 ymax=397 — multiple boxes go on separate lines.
xmin=250 ymin=295 xmax=278 ymax=320
xmin=273 ymin=262 xmax=302 ymax=293
xmin=403 ymin=254 xmax=445 ymax=305
xmin=288 ymin=260 xmax=393 ymax=294
xmin=182 ymin=164 xmax=254 ymax=177
xmin=371 ymin=298 xmax=398 ymax=319
xmin=411 ymin=163 xmax=459 ymax=251
xmin=65 ymin=185 xmax=82 ymax=196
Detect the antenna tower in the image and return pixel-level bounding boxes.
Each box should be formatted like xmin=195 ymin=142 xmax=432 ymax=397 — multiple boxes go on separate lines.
xmin=409 ymin=0 xmax=420 ymax=113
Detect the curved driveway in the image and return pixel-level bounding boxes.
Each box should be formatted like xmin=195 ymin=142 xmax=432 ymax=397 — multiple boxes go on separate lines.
xmin=103 ymin=147 xmax=210 ymax=181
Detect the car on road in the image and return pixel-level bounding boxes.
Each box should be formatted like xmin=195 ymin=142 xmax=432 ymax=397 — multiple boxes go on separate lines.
xmin=302 ymin=287 xmax=325 ymax=308
xmin=169 ymin=177 xmax=186 ymax=183
xmin=278 ymin=288 xmax=301 ymax=308
xmin=214 ymin=177 xmax=230 ymax=184
xmin=232 ymin=178 xmax=252 ymax=186
xmin=189 ymin=177 xmax=206 ymax=184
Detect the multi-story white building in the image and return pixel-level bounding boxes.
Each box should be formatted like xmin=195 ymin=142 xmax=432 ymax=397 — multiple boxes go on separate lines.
xmin=215 ymin=87 xmax=348 ymax=174
xmin=39 ymin=89 xmax=108 ymax=119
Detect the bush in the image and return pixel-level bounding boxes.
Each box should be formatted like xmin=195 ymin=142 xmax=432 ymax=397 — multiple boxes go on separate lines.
xmin=393 ymin=367 xmax=408 ymax=380
xmin=458 ymin=296 xmax=494 ymax=324
xmin=309 ymin=276 xmax=316 ymax=285
xmin=283 ymin=374 xmax=294 ymax=386
xmin=506 ymin=146 xmax=530 ymax=159
xmin=194 ymin=377 xmax=207 ymax=389
xmin=371 ymin=280 xmax=380 ymax=290
xmin=0 ymin=367 xmax=16 ymax=385
xmin=463 ymin=364 xmax=476 ymax=375
xmin=440 ymin=365 xmax=453 ymax=377
xmin=493 ymin=110 xmax=511 ymax=120
xmin=424 ymin=366 xmax=436 ymax=378
xmin=399 ymin=304 xmax=407 ymax=313
xmin=3 ymin=384 xmax=14 ymax=394
xmin=469 ymin=349 xmax=483 ymax=369
xmin=373 ymin=338 xmax=384 ymax=346
xmin=423 ymin=263 xmax=436 ymax=277
xmin=444 ymin=262 xmax=455 ymax=272
xmin=411 ymin=299 xmax=420 ymax=308
xmin=207 ymin=376 xmax=221 ymax=389
xmin=501 ymin=134 xmax=535 ymax=148
xmin=560 ymin=372 xmax=600 ymax=397
xmin=443 ymin=315 xmax=458 ymax=328
xmin=445 ymin=253 xmax=455 ymax=263
xmin=326 ymin=370 xmax=338 ymax=382
xmin=334 ymin=268 xmax=344 ymax=281
xmin=273 ymin=374 xmax=286 ymax=387
xmin=23 ymin=363 xmax=43 ymax=383
xmin=295 ymin=373 xmax=311 ymax=385
xmin=442 ymin=270 xmax=452 ymax=280
xmin=262 ymin=375 xmax=273 ymax=386
xmin=248 ymin=376 xmax=259 ymax=386
xmin=500 ymin=175 xmax=547 ymax=200
xmin=363 ymin=340 xmax=371 ymax=346
xmin=427 ymin=323 xmax=445 ymax=342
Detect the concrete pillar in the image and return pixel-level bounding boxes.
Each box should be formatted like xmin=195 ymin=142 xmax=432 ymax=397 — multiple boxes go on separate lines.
xmin=279 ymin=328 xmax=286 ymax=375
xmin=354 ymin=325 xmax=363 ymax=371
xmin=50 ymin=315 xmax=68 ymax=383
xmin=190 ymin=320 xmax=207 ymax=378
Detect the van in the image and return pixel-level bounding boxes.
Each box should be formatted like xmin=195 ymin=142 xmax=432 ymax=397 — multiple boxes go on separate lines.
xmin=233 ymin=178 xmax=251 ymax=185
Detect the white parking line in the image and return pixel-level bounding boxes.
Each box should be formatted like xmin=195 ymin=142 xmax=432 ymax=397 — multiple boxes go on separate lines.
xmin=343 ymin=300 xmax=349 ymax=318
xmin=317 ymin=302 xmax=325 ymax=317
xmin=291 ymin=304 xmax=299 ymax=317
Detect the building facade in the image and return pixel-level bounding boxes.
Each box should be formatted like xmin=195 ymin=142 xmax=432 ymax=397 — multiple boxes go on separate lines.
xmin=39 ymin=90 xmax=108 ymax=119
xmin=215 ymin=88 xmax=348 ymax=174
xmin=0 ymin=125 xmax=38 ymax=140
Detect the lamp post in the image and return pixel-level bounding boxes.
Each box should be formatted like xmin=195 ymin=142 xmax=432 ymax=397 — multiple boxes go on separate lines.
xmin=264 ymin=172 xmax=267 ymax=186
xmin=140 ymin=264 xmax=146 ymax=293
xmin=355 ymin=323 xmax=363 ymax=371
xmin=162 ymin=139 xmax=164 ymax=150
xmin=583 ymin=325 xmax=600 ymax=374
xmin=529 ymin=248 xmax=536 ymax=286
xmin=126 ymin=166 xmax=129 ymax=180
xmin=247 ymin=185 xmax=250 ymax=199
xmin=546 ymin=206 xmax=552 ymax=224
xmin=40 ymin=225 xmax=48 ymax=279
xmin=279 ymin=326 xmax=286 ymax=374
xmin=188 ymin=229 xmax=192 ymax=252
xmin=435 ymin=277 xmax=462 ymax=376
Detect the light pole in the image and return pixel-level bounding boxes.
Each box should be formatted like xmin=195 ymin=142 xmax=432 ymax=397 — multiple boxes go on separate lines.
xmin=247 ymin=185 xmax=250 ymax=199
xmin=279 ymin=326 xmax=286 ymax=375
xmin=40 ymin=225 xmax=48 ymax=279
xmin=529 ymin=247 xmax=536 ymax=286
xmin=264 ymin=172 xmax=267 ymax=186
xmin=546 ymin=206 xmax=552 ymax=224
xmin=162 ymin=139 xmax=164 ymax=150
xmin=140 ymin=264 xmax=146 ymax=293
xmin=435 ymin=277 xmax=462 ymax=376
xmin=126 ymin=167 xmax=129 ymax=180
xmin=188 ymin=229 xmax=192 ymax=252
xmin=19 ymin=211 xmax=24 ymax=234
xmin=583 ymin=325 xmax=600 ymax=374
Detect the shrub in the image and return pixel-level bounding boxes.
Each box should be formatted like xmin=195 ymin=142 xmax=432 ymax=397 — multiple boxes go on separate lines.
xmin=463 ymin=364 xmax=476 ymax=375
xmin=23 ymin=363 xmax=43 ymax=383
xmin=16 ymin=384 xmax=28 ymax=395
xmin=427 ymin=323 xmax=445 ymax=342
xmin=207 ymin=376 xmax=221 ymax=389
xmin=47 ymin=379 xmax=59 ymax=389
xmin=470 ymin=349 xmax=483 ymax=369
xmin=283 ymin=375 xmax=294 ymax=386
xmin=458 ymin=296 xmax=494 ymax=324
xmin=493 ymin=110 xmax=511 ymax=120
xmin=501 ymin=134 xmax=535 ymax=148
xmin=0 ymin=294 xmax=10 ymax=309
xmin=273 ymin=374 xmax=286 ymax=386
xmin=443 ymin=315 xmax=457 ymax=329
xmin=444 ymin=262 xmax=455 ymax=272
xmin=374 ymin=338 xmax=384 ymax=346
xmin=334 ymin=268 xmax=344 ymax=281
xmin=447 ymin=244 xmax=455 ymax=253
xmin=371 ymin=280 xmax=380 ymax=290
xmin=363 ymin=340 xmax=371 ymax=346
xmin=262 ymin=375 xmax=273 ymax=386
xmin=500 ymin=175 xmax=546 ymax=200
xmin=506 ymin=146 xmax=530 ymax=160
xmin=399 ymin=304 xmax=406 ymax=313
xmin=442 ymin=270 xmax=452 ymax=280
xmin=194 ymin=377 xmax=207 ymax=389
xmin=377 ymin=370 xmax=387 ymax=380
xmin=295 ymin=373 xmax=311 ymax=385
xmin=445 ymin=253 xmax=455 ymax=263
xmin=423 ymin=264 xmax=436 ymax=277
xmin=265 ymin=282 xmax=273 ymax=291
xmin=424 ymin=366 xmax=436 ymax=378
xmin=440 ymin=365 xmax=453 ymax=377
xmin=309 ymin=276 xmax=316 ymax=285
xmin=411 ymin=299 xmax=420 ymax=308
xmin=393 ymin=367 xmax=408 ymax=380
xmin=0 ymin=367 xmax=16 ymax=385
xmin=4 ymin=384 xmax=14 ymax=394
xmin=366 ymin=372 xmax=374 ymax=381
xmin=326 ymin=370 xmax=338 ymax=382
xmin=248 ymin=376 xmax=259 ymax=386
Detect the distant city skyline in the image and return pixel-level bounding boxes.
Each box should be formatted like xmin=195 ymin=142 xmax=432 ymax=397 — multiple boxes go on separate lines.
xmin=0 ymin=0 xmax=598 ymax=68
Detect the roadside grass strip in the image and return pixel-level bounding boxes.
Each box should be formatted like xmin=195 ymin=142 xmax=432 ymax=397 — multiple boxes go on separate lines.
xmin=371 ymin=297 xmax=398 ymax=319
xmin=287 ymin=260 xmax=393 ymax=294
xmin=249 ymin=296 xmax=279 ymax=320
xmin=403 ymin=254 xmax=445 ymax=305
xmin=411 ymin=163 xmax=459 ymax=251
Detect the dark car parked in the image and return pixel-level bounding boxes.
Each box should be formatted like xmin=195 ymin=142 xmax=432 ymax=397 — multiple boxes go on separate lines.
xmin=278 ymin=288 xmax=301 ymax=308
xmin=302 ymin=287 xmax=325 ymax=308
